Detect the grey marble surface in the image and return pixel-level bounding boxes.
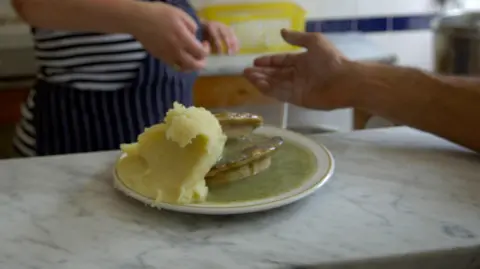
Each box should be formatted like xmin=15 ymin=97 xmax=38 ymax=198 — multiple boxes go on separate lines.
xmin=1 ymin=127 xmax=479 ymax=269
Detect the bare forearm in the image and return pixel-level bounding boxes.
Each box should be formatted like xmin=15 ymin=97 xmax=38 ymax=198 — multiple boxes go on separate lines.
xmin=11 ymin=0 xmax=149 ymax=33
xmin=350 ymin=62 xmax=480 ymax=152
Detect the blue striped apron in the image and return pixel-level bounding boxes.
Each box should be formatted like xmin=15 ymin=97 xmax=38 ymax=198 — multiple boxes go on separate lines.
xmin=13 ymin=0 xmax=202 ymax=157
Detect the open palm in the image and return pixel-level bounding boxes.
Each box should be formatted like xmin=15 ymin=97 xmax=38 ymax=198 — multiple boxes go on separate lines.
xmin=244 ymin=29 xmax=349 ymax=110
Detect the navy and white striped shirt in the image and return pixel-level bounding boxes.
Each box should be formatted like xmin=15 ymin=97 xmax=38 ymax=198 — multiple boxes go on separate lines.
xmin=13 ymin=0 xmax=198 ymax=158
xmin=31 ymin=0 xmax=195 ymax=91
xmin=33 ymin=29 xmax=147 ymax=91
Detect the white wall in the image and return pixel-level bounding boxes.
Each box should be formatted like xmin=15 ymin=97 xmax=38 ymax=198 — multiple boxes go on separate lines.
xmin=307 ymin=0 xmax=480 ymax=71
xmin=301 ymin=0 xmax=434 ymax=71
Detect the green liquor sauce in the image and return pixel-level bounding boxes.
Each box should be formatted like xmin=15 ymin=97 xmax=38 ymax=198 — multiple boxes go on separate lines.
xmin=206 ymin=136 xmax=317 ymax=203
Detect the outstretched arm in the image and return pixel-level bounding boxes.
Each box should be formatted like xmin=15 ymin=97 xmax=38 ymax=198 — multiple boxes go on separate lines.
xmin=11 ymin=0 xmax=148 ymax=33
xmin=348 ymin=62 xmax=480 ymax=152
xmin=12 ymin=0 xmax=207 ymax=71
xmin=244 ymin=29 xmax=479 ymax=152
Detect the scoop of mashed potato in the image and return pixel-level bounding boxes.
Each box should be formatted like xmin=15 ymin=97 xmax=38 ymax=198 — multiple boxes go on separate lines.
xmin=116 ymin=102 xmax=227 ymax=204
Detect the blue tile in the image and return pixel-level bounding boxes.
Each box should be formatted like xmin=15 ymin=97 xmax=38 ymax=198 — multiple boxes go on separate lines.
xmin=305 ymin=14 xmax=435 ymax=34
xmin=392 ymin=15 xmax=434 ymax=31
xmin=306 ymin=21 xmax=322 ymax=32
xmin=357 ymin=17 xmax=388 ymax=32
xmin=320 ymin=19 xmax=354 ymax=33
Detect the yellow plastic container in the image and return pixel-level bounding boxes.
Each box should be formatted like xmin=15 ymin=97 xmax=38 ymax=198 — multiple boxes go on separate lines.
xmin=198 ymin=1 xmax=306 ymax=54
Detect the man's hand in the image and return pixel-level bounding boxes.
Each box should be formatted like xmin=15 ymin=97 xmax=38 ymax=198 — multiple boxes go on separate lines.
xmin=244 ymin=29 xmax=355 ymax=110
xmin=245 ymin=30 xmax=480 ymax=153
xmin=202 ymin=20 xmax=239 ymax=55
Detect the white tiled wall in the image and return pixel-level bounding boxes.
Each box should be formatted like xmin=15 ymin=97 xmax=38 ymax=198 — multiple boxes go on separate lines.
xmin=299 ymin=0 xmax=437 ymax=71
xmin=355 ymin=0 xmax=436 ymax=16
xmin=298 ymin=0 xmax=480 ymax=71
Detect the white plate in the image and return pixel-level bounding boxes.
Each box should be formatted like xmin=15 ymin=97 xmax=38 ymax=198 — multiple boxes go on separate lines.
xmin=113 ymin=126 xmax=335 ymax=215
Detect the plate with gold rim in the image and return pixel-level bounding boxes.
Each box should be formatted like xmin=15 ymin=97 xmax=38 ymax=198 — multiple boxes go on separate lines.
xmin=113 ymin=126 xmax=335 ymax=215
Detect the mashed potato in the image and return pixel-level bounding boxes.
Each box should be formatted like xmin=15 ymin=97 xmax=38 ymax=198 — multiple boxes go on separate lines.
xmin=116 ymin=102 xmax=227 ymax=204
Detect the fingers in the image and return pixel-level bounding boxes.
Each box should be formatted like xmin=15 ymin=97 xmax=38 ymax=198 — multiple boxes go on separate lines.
xmin=169 ymin=33 xmax=207 ymax=71
xmin=140 ymin=5 xmax=208 ymax=71
xmin=202 ymin=41 xmax=211 ymax=55
xmin=244 ymin=67 xmax=288 ymax=77
xmin=219 ymin=27 xmax=239 ymax=54
xmin=243 ymin=68 xmax=271 ymax=92
xmin=173 ymin=42 xmax=211 ymax=72
xmin=244 ymin=67 xmax=288 ymax=90
xmin=206 ymin=25 xmax=223 ymax=54
xmin=175 ymin=50 xmax=207 ymax=71
xmin=280 ymin=28 xmax=312 ymax=48
xmin=204 ymin=22 xmax=240 ymax=54
xmin=172 ymin=42 xmax=210 ymax=71
xmin=253 ymin=53 xmax=296 ymax=67
xmin=173 ymin=9 xmax=209 ymax=63
xmin=173 ymin=19 xmax=209 ymax=70
xmin=244 ymin=72 xmax=291 ymax=102
xmin=179 ymin=10 xmax=199 ymax=34
xmin=177 ymin=26 xmax=208 ymax=59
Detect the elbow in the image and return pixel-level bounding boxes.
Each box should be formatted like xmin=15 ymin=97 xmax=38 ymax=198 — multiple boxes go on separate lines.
xmin=11 ymin=0 xmax=28 ymax=20
xmin=11 ymin=0 xmax=42 ymax=24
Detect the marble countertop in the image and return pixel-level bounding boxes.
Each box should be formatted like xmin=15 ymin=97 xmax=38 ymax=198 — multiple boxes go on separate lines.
xmin=1 ymin=127 xmax=479 ymax=269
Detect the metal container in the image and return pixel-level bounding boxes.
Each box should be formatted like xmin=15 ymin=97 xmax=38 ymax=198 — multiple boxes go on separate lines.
xmin=433 ymin=11 xmax=480 ymax=75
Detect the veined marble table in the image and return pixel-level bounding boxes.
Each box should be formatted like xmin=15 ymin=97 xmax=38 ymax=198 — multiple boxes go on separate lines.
xmin=1 ymin=127 xmax=479 ymax=269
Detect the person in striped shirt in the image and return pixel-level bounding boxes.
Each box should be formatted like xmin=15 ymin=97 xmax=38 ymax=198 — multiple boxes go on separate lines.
xmin=11 ymin=0 xmax=239 ymax=157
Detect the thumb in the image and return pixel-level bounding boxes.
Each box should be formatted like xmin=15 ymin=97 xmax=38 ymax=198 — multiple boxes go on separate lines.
xmin=281 ymin=28 xmax=311 ymax=48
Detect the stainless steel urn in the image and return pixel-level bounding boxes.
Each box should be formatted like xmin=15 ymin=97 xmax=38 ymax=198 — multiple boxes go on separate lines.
xmin=433 ymin=10 xmax=480 ymax=75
